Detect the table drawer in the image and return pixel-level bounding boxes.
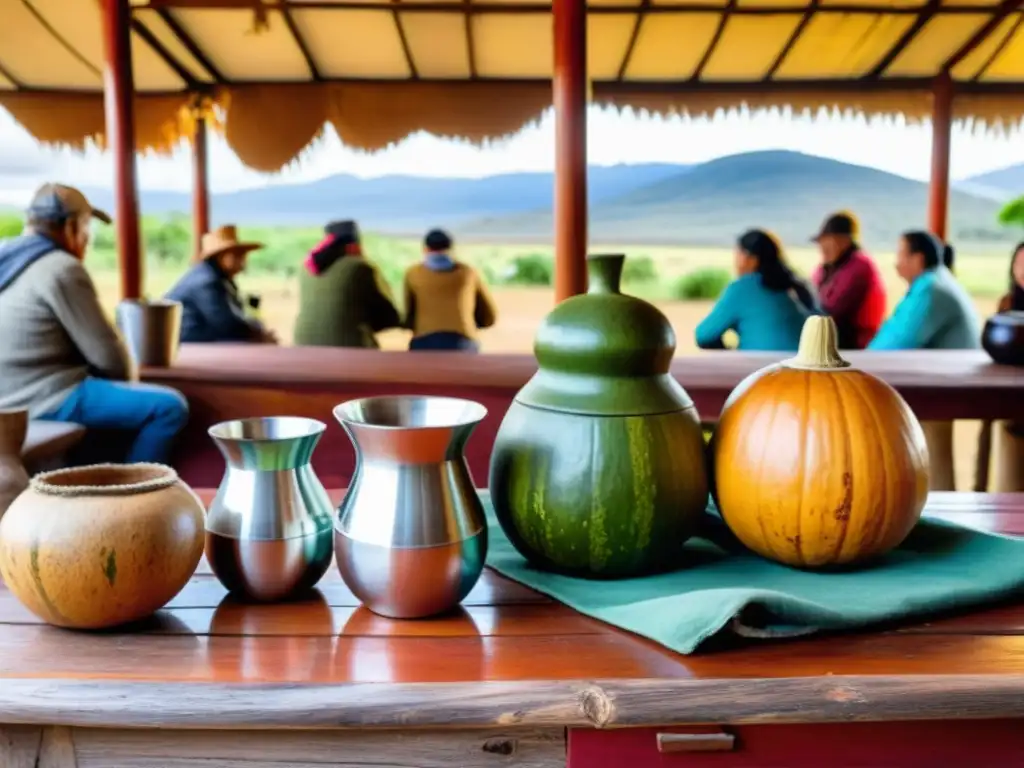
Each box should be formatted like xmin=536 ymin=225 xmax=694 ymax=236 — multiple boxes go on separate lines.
xmin=569 ymin=720 xmax=1024 ymax=767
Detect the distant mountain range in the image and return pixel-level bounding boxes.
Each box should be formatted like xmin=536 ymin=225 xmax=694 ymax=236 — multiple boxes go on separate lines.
xmin=4 ymin=151 xmax=1021 ymax=248
xmin=78 ymin=164 xmax=688 ymax=234
xmin=460 ymin=151 xmax=1018 ymax=247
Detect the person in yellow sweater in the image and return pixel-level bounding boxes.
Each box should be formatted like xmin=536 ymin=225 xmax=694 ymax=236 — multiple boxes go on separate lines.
xmin=403 ymin=229 xmax=497 ymax=352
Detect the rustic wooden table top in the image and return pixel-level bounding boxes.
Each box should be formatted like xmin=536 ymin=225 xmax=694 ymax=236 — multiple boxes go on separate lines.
xmin=3 ymin=490 xmax=1024 ymax=730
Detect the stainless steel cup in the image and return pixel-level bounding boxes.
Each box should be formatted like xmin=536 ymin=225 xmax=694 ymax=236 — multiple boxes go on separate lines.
xmin=206 ymin=416 xmax=334 ymax=602
xmin=333 ymin=396 xmax=488 ymax=619
xmin=115 ymin=299 xmax=182 ymax=367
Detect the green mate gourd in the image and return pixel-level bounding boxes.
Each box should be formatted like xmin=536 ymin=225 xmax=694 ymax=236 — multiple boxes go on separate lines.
xmin=488 ymin=254 xmax=708 ymax=578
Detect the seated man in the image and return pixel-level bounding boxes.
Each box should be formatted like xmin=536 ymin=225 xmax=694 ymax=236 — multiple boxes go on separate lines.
xmin=811 ymin=211 xmax=887 ymax=349
xmin=165 ymin=225 xmax=276 ymax=344
xmin=403 ymin=229 xmax=497 ymax=352
xmin=0 ymin=184 xmax=188 ymax=464
xmin=293 ymin=220 xmax=401 ymax=348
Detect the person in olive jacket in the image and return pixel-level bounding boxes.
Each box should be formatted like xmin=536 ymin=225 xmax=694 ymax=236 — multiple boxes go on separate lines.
xmin=292 ymin=220 xmax=401 ymax=348
xmin=165 ymin=225 xmax=277 ymax=344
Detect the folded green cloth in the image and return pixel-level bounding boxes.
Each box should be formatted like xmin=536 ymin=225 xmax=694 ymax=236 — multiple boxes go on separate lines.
xmin=483 ymin=492 xmax=1024 ymax=653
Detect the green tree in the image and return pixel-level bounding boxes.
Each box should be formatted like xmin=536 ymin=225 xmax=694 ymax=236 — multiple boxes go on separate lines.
xmin=144 ymin=214 xmax=192 ymax=267
xmin=998 ymin=196 xmax=1024 ymax=228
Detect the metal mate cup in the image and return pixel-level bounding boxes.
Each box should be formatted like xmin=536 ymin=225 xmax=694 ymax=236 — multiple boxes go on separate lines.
xmin=206 ymin=416 xmax=334 ymax=602
xmin=115 ymin=299 xmax=182 ymax=368
xmin=333 ymin=396 xmax=488 ymax=619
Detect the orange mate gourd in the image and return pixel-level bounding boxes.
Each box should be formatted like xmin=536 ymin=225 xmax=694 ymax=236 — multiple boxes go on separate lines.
xmin=711 ymin=315 xmax=930 ymax=568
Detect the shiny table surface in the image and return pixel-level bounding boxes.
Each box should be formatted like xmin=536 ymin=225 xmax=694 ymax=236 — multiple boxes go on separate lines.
xmin=2 ymin=491 xmax=1024 ymax=729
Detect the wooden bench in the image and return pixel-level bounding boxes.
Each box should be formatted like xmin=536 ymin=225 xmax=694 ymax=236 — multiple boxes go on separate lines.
xmin=21 ymin=421 xmax=86 ymax=473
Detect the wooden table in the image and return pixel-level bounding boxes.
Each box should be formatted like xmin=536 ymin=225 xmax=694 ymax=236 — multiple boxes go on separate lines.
xmin=144 ymin=346 xmax=1024 ymax=489
xmin=4 ymin=491 xmax=1024 ymax=767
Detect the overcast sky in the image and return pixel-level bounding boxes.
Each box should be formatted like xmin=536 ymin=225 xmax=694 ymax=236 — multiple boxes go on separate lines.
xmin=0 ymin=106 xmax=1021 ymax=205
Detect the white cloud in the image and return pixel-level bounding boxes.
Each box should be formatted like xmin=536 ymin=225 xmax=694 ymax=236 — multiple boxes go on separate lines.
xmin=0 ymin=105 xmax=1021 ymax=206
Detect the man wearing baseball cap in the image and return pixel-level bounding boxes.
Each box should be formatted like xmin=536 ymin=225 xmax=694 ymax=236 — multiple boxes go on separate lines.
xmin=810 ymin=211 xmax=887 ymax=349
xmin=0 ymin=183 xmax=188 ymax=464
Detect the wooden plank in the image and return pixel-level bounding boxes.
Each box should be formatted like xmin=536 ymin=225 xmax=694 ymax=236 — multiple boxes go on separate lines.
xmin=71 ymin=727 xmax=564 ymax=768
xmin=0 ymin=726 xmax=76 ymax=768
xmin=6 ymin=673 xmax=1024 ymax=729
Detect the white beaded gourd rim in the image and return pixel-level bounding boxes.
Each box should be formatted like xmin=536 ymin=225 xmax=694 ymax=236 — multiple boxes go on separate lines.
xmin=30 ymin=463 xmax=179 ymax=497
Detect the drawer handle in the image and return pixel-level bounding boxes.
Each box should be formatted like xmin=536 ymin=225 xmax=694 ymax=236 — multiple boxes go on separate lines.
xmin=657 ymin=732 xmax=736 ymax=753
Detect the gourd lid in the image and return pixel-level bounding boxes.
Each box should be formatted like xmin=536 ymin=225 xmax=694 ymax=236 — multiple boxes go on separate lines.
xmin=516 ymin=253 xmax=693 ymax=416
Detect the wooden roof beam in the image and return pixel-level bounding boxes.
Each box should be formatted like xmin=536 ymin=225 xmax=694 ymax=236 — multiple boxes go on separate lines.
xmin=945 ymin=0 xmax=1024 ymax=72
xmin=867 ymin=0 xmax=941 ymax=79
xmin=617 ymin=0 xmax=650 ymax=81
xmin=763 ymin=0 xmax=817 ymax=80
xmin=973 ymin=13 xmax=1023 ymax=80
xmin=692 ymin=0 xmax=737 ymax=81
xmin=391 ymin=1 xmax=419 ymax=79
xmin=153 ymin=7 xmax=226 ymax=83
xmin=131 ymin=16 xmax=199 ymax=86
xmin=142 ymin=1 xmax=1001 ymax=13
xmin=279 ymin=6 xmax=322 ymax=80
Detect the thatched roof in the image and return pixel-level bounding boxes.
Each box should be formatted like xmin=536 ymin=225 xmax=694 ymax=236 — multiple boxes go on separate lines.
xmin=0 ymin=0 xmax=1022 ymax=171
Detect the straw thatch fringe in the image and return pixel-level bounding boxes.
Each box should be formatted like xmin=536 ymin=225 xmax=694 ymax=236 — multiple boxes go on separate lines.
xmin=2 ymin=84 xmax=1022 ymax=171
xmin=593 ymin=88 xmax=1024 ymax=133
xmin=0 ymin=91 xmax=199 ymax=154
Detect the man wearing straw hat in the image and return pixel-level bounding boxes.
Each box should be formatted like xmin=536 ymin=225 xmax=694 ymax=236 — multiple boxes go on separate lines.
xmin=165 ymin=224 xmax=277 ymax=344
xmin=0 ymin=183 xmax=188 ymax=464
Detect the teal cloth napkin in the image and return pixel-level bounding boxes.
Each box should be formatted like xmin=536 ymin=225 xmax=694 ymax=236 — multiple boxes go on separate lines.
xmin=482 ymin=492 xmax=1024 ymax=654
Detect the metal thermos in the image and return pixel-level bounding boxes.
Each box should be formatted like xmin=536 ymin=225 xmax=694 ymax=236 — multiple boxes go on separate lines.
xmin=333 ymin=396 xmax=488 ymax=619
xmin=115 ymin=299 xmax=182 ymax=368
xmin=206 ymin=417 xmax=334 ymax=602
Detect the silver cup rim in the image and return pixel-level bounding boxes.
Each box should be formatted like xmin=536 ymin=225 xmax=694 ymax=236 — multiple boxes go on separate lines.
xmin=208 ymin=416 xmax=327 ymax=442
xmin=333 ymin=395 xmax=487 ymax=431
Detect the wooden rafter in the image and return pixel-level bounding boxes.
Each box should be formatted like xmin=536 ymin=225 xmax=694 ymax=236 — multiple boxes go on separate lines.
xmin=21 ymin=0 xmax=101 ymax=78
xmin=617 ymin=0 xmax=650 ymax=81
xmin=692 ymin=0 xmax=737 ymax=81
xmin=763 ymin=0 xmax=817 ymax=80
xmin=867 ymin=0 xmax=941 ymax=79
xmin=279 ymin=5 xmax=322 ymax=80
xmin=945 ymin=0 xmax=1024 ymax=71
xmin=463 ymin=1 xmax=477 ymax=77
xmin=154 ymin=7 xmax=226 ymax=82
xmin=391 ymin=2 xmax=419 ymax=79
xmin=0 ymin=59 xmax=22 ymax=89
xmin=143 ymin=1 xmax=1006 ymax=14
xmin=131 ymin=16 xmax=198 ymax=86
xmin=973 ymin=12 xmax=1023 ymax=80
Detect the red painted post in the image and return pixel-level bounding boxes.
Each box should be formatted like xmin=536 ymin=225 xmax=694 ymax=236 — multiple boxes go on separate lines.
xmin=192 ymin=113 xmax=211 ymax=262
xmin=928 ymin=72 xmax=953 ymax=241
xmin=101 ymin=0 xmax=143 ymax=300
xmin=552 ymin=0 xmax=588 ymax=301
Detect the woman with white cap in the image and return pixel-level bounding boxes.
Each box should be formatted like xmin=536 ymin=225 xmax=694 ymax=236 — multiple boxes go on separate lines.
xmin=165 ymin=225 xmax=277 ymax=344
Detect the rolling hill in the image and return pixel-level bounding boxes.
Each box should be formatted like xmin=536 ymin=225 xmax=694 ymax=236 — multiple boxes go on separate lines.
xmin=77 ymin=163 xmax=689 ymax=233
xmin=962 ymin=164 xmax=1024 ymax=198
xmin=462 ymin=151 xmax=1013 ymax=249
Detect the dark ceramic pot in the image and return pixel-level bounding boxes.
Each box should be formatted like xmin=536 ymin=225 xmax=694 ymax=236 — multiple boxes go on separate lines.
xmin=488 ymin=254 xmax=708 ymax=579
xmin=982 ymin=311 xmax=1024 ymax=366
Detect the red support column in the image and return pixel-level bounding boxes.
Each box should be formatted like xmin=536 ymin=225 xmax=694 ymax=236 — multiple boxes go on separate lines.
xmin=101 ymin=0 xmax=143 ymax=300
xmin=192 ymin=114 xmax=210 ymax=262
xmin=928 ymin=72 xmax=953 ymax=240
xmin=553 ymin=0 xmax=588 ymax=301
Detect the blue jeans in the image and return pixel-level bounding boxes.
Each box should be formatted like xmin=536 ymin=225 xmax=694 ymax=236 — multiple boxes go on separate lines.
xmin=409 ymin=332 xmax=479 ymax=352
xmin=40 ymin=378 xmax=189 ymax=464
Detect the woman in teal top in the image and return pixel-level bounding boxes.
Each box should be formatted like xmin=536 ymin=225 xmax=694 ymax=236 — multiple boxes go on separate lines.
xmin=868 ymin=231 xmax=980 ymax=350
xmin=695 ymin=229 xmax=820 ymax=351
